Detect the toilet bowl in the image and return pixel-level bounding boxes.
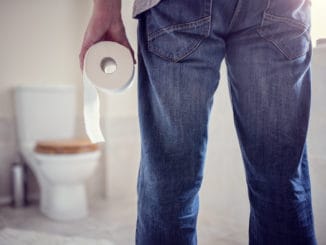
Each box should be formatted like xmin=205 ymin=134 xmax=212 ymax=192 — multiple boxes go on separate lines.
xmin=34 ymin=139 xmax=100 ymax=220
xmin=14 ymin=85 xmax=102 ymax=221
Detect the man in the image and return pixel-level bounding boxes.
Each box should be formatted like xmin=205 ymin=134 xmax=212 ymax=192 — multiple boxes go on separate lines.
xmin=80 ymin=0 xmax=317 ymax=244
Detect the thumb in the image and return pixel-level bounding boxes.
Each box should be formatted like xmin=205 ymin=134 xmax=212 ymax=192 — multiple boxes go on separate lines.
xmin=120 ymin=38 xmax=137 ymax=65
xmin=106 ymin=29 xmax=137 ymax=65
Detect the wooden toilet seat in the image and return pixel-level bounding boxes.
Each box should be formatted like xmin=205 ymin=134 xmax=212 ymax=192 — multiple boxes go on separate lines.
xmin=34 ymin=139 xmax=99 ymax=154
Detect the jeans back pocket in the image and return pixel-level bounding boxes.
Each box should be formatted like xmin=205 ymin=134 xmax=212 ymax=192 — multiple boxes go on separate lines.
xmin=257 ymin=0 xmax=311 ymax=60
xmin=145 ymin=0 xmax=212 ymax=62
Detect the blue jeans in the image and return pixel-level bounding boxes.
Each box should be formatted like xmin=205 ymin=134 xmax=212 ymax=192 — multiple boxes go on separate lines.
xmin=135 ymin=0 xmax=317 ymax=244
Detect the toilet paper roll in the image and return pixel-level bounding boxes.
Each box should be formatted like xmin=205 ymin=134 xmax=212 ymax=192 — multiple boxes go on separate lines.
xmin=83 ymin=41 xmax=135 ymax=143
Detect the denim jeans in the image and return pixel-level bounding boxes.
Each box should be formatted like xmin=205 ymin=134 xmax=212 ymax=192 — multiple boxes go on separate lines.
xmin=135 ymin=0 xmax=317 ymax=244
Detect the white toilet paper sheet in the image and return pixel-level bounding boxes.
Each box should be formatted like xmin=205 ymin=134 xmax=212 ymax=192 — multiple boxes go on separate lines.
xmin=83 ymin=41 xmax=135 ymax=143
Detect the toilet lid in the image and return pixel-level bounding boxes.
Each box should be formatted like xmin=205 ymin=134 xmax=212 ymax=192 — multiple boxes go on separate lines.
xmin=34 ymin=139 xmax=99 ymax=154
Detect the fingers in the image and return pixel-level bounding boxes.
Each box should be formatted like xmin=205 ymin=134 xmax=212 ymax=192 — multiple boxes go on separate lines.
xmin=79 ymin=15 xmax=137 ymax=70
xmin=80 ymin=32 xmax=136 ymax=70
xmin=79 ymin=37 xmax=96 ymax=70
xmin=79 ymin=38 xmax=100 ymax=70
xmin=79 ymin=42 xmax=92 ymax=70
xmin=79 ymin=15 xmax=108 ymax=70
xmin=106 ymin=26 xmax=137 ymax=64
xmin=118 ymin=36 xmax=137 ymax=64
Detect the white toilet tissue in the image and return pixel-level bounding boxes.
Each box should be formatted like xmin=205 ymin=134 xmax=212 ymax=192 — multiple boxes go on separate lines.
xmin=83 ymin=41 xmax=135 ymax=143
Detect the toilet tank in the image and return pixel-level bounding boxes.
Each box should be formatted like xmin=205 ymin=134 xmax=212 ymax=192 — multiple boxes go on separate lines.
xmin=14 ymin=84 xmax=77 ymax=145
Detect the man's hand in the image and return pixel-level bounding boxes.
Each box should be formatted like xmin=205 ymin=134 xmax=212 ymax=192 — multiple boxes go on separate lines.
xmin=79 ymin=0 xmax=136 ymax=69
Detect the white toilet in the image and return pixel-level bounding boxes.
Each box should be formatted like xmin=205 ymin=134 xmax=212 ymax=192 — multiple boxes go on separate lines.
xmin=14 ymin=84 xmax=101 ymax=221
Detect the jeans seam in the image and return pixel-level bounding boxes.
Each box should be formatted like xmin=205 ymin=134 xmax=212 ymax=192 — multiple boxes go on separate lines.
xmin=257 ymin=0 xmax=311 ymax=60
xmin=263 ymin=13 xmax=309 ymax=30
xmin=256 ymin=31 xmax=309 ymax=60
xmin=173 ymin=36 xmax=207 ymax=62
xmin=147 ymin=16 xmax=211 ymax=41
xmin=205 ymin=0 xmax=213 ymax=19
xmin=227 ymin=0 xmax=243 ymax=32
xmin=263 ymin=0 xmax=309 ymax=30
xmin=148 ymin=36 xmax=207 ymax=62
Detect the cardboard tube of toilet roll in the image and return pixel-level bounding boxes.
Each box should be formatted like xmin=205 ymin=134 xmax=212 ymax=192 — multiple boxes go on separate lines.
xmin=83 ymin=41 xmax=135 ymax=143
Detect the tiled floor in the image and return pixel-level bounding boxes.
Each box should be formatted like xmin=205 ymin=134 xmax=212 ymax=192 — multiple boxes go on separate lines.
xmin=0 ymin=197 xmax=248 ymax=245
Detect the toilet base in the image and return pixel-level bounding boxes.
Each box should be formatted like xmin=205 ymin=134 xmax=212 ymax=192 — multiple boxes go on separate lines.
xmin=40 ymin=184 xmax=88 ymax=221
